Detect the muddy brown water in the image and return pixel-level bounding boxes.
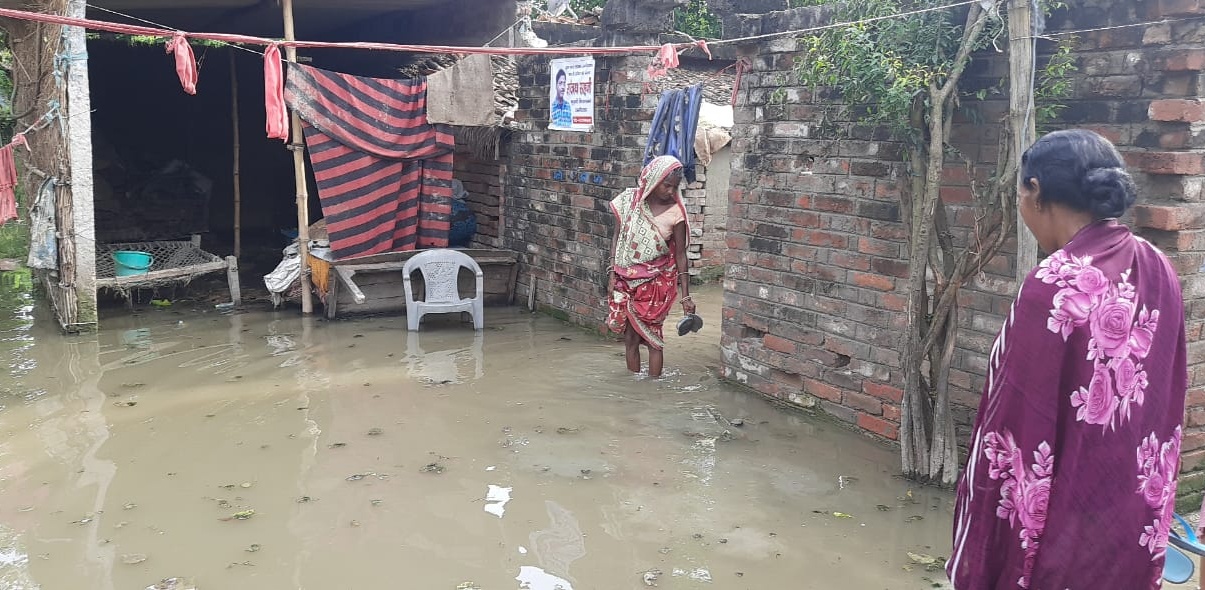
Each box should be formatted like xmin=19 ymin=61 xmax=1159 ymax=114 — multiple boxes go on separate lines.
xmin=0 ymin=280 xmax=955 ymax=590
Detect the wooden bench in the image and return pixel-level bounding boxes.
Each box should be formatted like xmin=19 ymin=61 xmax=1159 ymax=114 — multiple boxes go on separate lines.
xmin=318 ymin=248 xmax=519 ymax=320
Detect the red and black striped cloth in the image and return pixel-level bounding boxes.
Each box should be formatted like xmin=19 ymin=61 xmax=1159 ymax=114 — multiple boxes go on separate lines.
xmin=284 ymin=63 xmax=453 ymax=259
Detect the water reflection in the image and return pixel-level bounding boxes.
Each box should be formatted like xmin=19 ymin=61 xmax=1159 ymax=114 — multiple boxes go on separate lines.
xmin=405 ymin=330 xmax=485 ymax=384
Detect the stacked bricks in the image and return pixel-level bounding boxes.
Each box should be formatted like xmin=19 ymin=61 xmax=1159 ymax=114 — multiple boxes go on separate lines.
xmin=452 ymin=138 xmax=506 ymax=248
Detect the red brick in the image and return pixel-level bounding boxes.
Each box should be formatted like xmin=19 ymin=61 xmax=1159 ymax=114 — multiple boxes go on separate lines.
xmin=864 ymin=381 xmax=904 ymax=403
xmin=829 ymin=251 xmax=871 ymax=271
xmin=1156 ymin=0 xmax=1205 ymax=17
xmin=851 ymin=272 xmax=895 ymax=291
xmin=941 ymin=165 xmax=971 ymax=186
xmin=1125 ymin=151 xmax=1205 ymax=176
xmin=1188 ymin=386 xmax=1205 ymax=407
xmin=1190 ymin=407 xmax=1205 ymax=428
xmin=763 ymin=334 xmax=797 ymax=354
xmin=1149 ymin=99 xmax=1205 ymax=122
xmin=939 ymin=186 xmax=973 ymax=204
xmin=879 ymin=292 xmax=907 ymax=312
xmin=1155 ymin=49 xmax=1205 ymax=71
xmin=883 ymin=404 xmax=901 ymax=422
xmin=858 ymin=413 xmax=899 ymax=440
xmin=805 ymin=378 xmax=844 ymax=402
xmin=844 ymin=391 xmax=883 ymax=415
xmin=1184 ymin=429 xmax=1205 ymax=453
xmin=1134 ymin=204 xmax=1205 ymax=231
xmin=1183 ymin=448 xmax=1205 ymax=473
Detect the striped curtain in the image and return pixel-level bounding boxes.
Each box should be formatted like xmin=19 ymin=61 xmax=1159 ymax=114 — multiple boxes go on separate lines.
xmin=285 ymin=63 xmax=453 ymax=259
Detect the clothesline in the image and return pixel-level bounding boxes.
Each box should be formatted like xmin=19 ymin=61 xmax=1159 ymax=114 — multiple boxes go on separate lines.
xmin=0 ymin=6 xmax=668 ymax=56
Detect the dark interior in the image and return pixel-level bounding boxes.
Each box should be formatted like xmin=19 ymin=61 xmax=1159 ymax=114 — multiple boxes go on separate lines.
xmin=83 ymin=0 xmax=515 ymax=294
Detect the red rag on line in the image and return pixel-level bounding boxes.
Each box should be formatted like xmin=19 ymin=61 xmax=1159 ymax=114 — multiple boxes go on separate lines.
xmin=166 ymin=33 xmax=197 ymax=95
xmin=0 ymin=135 xmax=26 ymax=226
xmin=264 ymin=44 xmax=289 ymax=141
xmin=646 ymin=43 xmax=679 ymax=81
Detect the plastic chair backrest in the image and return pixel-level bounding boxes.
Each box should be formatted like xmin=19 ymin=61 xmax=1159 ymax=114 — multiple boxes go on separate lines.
xmin=403 ymin=250 xmax=482 ymax=304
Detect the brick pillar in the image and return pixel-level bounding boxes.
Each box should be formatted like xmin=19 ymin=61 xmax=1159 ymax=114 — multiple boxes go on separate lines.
xmin=1129 ymin=0 xmax=1205 ymax=511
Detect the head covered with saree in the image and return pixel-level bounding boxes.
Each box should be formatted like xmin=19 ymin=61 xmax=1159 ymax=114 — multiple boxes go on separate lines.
xmin=606 ymin=155 xmax=690 ymax=349
xmin=610 ymin=155 xmax=690 ymax=277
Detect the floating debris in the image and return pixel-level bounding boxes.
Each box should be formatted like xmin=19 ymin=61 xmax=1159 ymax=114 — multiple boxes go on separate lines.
xmin=457 ymin=583 xmax=482 ymax=590
xmin=420 ymin=462 xmax=446 ymax=474
xmin=346 ymin=472 xmax=387 ymax=481
xmin=484 ymin=485 xmax=512 ymax=518
xmin=906 ymin=515 xmax=925 ymax=523
xmin=516 ymin=566 xmax=573 ymax=590
xmin=122 ymin=553 xmax=148 ymax=565
xmin=145 ymin=578 xmax=196 ymax=590
xmin=832 ymin=512 xmax=854 ymax=519
xmin=114 ymin=400 xmax=138 ymax=407
xmin=328 ymin=442 xmax=347 ymax=449
xmin=219 ymin=510 xmax=256 ymax=521
xmin=672 ymin=568 xmax=712 ymax=583
xmin=240 ymin=482 xmax=253 ymax=489
xmin=876 ymin=504 xmax=892 ymax=512
xmin=245 ymin=544 xmax=261 ymax=553
xmin=906 ymin=551 xmax=944 ymax=572
xmin=367 ymin=428 xmax=384 ymax=436
xmin=296 ymin=496 xmax=312 ymax=503
xmin=556 ymin=427 xmax=579 ymax=435
xmin=642 ymin=568 xmax=663 ymax=586
xmin=123 ymin=503 xmax=138 ymax=510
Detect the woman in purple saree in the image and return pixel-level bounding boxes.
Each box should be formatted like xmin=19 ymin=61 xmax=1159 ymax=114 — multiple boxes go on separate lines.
xmin=948 ymin=130 xmax=1188 ymax=589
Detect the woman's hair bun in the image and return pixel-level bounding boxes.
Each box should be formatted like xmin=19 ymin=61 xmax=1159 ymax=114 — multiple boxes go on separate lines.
xmin=1080 ymin=166 xmax=1137 ymax=219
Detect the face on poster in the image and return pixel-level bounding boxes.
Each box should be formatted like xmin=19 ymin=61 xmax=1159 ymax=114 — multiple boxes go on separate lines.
xmin=549 ymin=56 xmax=595 ymax=132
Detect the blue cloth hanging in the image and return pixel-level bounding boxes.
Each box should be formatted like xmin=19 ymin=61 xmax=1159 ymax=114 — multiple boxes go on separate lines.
xmin=643 ymin=84 xmax=704 ymax=183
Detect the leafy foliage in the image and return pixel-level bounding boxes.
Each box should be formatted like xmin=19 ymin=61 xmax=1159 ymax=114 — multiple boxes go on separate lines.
xmin=533 ymin=0 xmax=722 ymax=39
xmin=795 ymin=0 xmax=1003 ymax=139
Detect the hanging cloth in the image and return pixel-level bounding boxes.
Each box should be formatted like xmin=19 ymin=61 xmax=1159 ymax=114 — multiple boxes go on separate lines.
xmin=26 ymin=177 xmax=57 ymax=270
xmin=0 ymin=135 xmax=27 ymax=226
xmin=284 ymin=63 xmax=454 ymax=259
xmin=643 ymin=84 xmax=704 ymax=183
xmin=264 ymin=44 xmax=289 ymax=141
xmin=425 ymin=54 xmax=496 ymax=127
xmin=165 ymin=33 xmax=197 ymax=95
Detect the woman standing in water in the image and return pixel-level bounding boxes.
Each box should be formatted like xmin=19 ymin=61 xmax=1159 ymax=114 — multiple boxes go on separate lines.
xmin=948 ymin=130 xmax=1187 ymax=589
xmin=607 ymin=155 xmax=696 ymax=378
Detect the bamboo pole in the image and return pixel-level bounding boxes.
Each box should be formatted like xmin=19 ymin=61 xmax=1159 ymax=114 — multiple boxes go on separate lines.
xmin=282 ymin=0 xmax=314 ymax=314
xmin=1009 ymin=0 xmax=1039 ymax=285
xmin=230 ymin=50 xmax=242 ymax=260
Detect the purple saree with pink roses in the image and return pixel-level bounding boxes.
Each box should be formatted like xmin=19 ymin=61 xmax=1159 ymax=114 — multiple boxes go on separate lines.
xmin=949 ymin=220 xmax=1187 ymax=589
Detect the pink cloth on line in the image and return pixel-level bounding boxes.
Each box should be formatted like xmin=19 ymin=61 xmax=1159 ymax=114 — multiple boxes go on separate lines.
xmin=264 ymin=44 xmax=289 ymax=141
xmin=646 ymin=43 xmax=679 ymax=81
xmin=0 ymin=135 xmax=26 ymax=226
xmin=165 ymin=33 xmax=197 ymax=94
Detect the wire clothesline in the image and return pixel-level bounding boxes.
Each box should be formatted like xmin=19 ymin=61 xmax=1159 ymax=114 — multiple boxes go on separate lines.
xmin=85 ymin=3 xmax=265 ymax=56
xmin=0 ymin=0 xmax=996 ymax=58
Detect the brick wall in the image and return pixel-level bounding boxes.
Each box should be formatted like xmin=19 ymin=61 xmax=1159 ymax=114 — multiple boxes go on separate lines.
xmin=453 ymin=139 xmax=505 ymax=248
xmin=716 ymin=0 xmax=1205 ymax=505
xmin=504 ymin=56 xmax=730 ymax=323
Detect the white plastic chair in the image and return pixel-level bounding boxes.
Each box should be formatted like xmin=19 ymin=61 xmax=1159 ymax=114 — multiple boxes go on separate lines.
xmin=402 ymin=249 xmax=484 ymax=331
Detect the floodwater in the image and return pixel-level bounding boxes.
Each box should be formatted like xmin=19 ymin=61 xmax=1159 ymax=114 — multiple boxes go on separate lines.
xmin=0 ymin=275 xmax=956 ymax=590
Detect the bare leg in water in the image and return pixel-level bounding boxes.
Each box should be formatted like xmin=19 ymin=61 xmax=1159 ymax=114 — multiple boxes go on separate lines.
xmin=624 ymin=325 xmax=642 ymax=373
xmin=623 ymin=324 xmax=665 ymax=378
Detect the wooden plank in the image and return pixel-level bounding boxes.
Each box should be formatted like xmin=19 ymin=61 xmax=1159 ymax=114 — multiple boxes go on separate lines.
xmin=1009 ymin=0 xmax=1039 ymax=284
xmin=97 ymin=260 xmax=228 ymax=289
xmin=225 ymin=256 xmax=242 ymax=306
xmin=325 ymin=268 xmax=339 ymax=320
xmin=335 ymin=266 xmax=367 ymax=304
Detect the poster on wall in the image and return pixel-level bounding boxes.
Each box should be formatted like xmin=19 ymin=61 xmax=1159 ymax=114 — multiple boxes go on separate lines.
xmin=549 ymin=56 xmax=595 ymax=132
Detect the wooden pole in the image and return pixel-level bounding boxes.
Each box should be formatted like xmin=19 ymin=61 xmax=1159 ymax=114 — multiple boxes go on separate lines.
xmin=230 ymin=50 xmax=242 ymax=260
xmin=1009 ymin=0 xmax=1039 ymax=285
xmin=282 ymin=0 xmax=314 ymax=314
